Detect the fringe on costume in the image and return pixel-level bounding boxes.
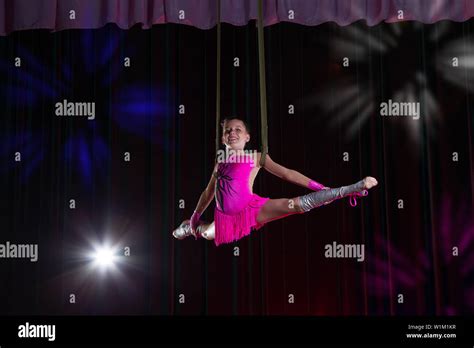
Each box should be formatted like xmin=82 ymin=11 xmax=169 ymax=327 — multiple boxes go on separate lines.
xmin=214 ymin=194 xmax=270 ymax=246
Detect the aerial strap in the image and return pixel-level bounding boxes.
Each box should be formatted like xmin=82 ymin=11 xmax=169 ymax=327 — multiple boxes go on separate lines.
xmin=215 ymin=0 xmax=221 ymax=163
xmin=257 ymin=0 xmax=268 ymax=167
xmin=216 ymin=0 xmax=269 ymax=167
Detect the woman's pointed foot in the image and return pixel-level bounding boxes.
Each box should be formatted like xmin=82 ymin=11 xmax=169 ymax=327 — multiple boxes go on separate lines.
xmin=172 ymin=219 xmax=192 ymax=240
xmin=349 ymin=176 xmax=377 ymax=207
xmin=362 ymin=176 xmax=378 ymax=190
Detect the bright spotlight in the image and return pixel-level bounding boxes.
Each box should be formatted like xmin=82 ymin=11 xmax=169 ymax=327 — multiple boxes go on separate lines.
xmin=93 ymin=247 xmax=116 ymax=267
xmin=89 ymin=244 xmax=119 ymax=271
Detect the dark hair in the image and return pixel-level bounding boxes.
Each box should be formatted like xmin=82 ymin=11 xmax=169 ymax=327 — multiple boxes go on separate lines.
xmin=220 ymin=117 xmax=250 ymax=134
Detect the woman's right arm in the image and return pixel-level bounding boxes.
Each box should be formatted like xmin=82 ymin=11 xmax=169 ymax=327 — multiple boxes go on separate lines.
xmin=190 ymin=163 xmax=218 ymax=237
xmin=193 ymin=163 xmax=218 ymax=215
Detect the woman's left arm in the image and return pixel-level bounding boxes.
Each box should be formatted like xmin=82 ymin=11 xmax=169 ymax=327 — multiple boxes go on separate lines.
xmin=261 ymin=153 xmax=328 ymax=190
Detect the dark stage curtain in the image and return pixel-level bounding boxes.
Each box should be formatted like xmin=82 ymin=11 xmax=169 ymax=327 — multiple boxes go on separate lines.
xmin=0 ymin=0 xmax=473 ymax=317
xmin=1 ymin=0 xmax=474 ymax=35
xmin=0 ymin=19 xmax=473 ymax=315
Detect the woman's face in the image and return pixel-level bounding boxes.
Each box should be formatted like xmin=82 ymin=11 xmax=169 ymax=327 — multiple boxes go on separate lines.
xmin=222 ymin=119 xmax=250 ymax=150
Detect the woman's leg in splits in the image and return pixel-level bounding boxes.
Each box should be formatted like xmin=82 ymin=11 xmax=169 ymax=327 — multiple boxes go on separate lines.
xmin=175 ymin=177 xmax=377 ymax=241
xmin=256 ymin=176 xmax=377 ymax=225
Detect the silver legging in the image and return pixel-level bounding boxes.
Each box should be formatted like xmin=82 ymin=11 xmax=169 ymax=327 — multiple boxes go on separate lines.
xmin=298 ymin=180 xmax=366 ymax=212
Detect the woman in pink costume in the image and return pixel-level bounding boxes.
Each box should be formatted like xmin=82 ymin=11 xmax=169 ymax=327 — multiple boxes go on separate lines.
xmin=173 ymin=117 xmax=378 ymax=246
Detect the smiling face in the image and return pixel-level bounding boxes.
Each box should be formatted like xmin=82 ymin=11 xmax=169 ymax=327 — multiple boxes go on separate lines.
xmin=221 ymin=119 xmax=250 ymax=151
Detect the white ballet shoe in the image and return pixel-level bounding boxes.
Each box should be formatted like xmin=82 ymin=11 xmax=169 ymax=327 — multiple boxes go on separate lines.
xmin=172 ymin=220 xmax=192 ymax=240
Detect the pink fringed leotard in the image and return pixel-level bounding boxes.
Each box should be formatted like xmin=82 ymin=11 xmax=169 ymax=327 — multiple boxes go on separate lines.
xmin=213 ymin=154 xmax=270 ymax=246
